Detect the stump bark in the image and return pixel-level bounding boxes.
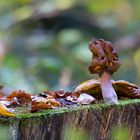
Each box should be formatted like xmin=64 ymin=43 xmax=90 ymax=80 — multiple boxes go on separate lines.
xmin=0 ymin=100 xmax=140 ymax=140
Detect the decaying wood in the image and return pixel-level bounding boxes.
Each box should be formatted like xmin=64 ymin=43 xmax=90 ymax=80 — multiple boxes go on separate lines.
xmin=2 ymin=101 xmax=139 ymax=140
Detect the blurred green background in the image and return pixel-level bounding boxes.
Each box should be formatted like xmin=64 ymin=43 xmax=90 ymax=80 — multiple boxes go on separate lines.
xmin=0 ymin=0 xmax=140 ymax=93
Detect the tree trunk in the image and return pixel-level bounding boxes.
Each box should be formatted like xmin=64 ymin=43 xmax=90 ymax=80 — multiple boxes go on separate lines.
xmin=0 ymin=100 xmax=140 ymax=140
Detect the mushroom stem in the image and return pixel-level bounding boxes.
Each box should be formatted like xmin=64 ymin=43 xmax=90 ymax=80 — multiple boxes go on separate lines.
xmin=100 ymin=71 xmax=118 ymax=104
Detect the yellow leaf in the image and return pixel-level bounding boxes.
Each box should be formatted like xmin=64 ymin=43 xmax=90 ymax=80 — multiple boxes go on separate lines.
xmin=0 ymin=103 xmax=14 ymax=117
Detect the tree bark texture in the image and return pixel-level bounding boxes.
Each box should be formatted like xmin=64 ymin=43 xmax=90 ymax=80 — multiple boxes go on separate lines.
xmin=1 ymin=102 xmax=140 ymax=140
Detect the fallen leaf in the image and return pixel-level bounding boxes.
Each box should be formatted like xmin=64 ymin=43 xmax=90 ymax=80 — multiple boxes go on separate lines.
xmin=8 ymin=97 xmax=20 ymax=107
xmin=30 ymin=102 xmax=53 ymax=113
xmin=32 ymin=96 xmax=61 ymax=107
xmin=46 ymin=98 xmax=61 ymax=107
xmin=77 ymin=93 xmax=96 ymax=105
xmin=30 ymin=95 xmax=61 ymax=112
xmin=32 ymin=96 xmax=48 ymax=103
xmin=43 ymin=90 xmax=72 ymax=98
xmin=57 ymin=98 xmax=76 ymax=106
xmin=0 ymin=101 xmax=11 ymax=106
xmin=0 ymin=102 xmax=14 ymax=116
xmin=66 ymin=95 xmax=77 ymax=103
xmin=7 ymin=90 xmax=32 ymax=106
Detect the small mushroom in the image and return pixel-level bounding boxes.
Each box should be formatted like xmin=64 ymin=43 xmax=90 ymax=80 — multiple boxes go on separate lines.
xmin=75 ymin=79 xmax=140 ymax=100
xmin=88 ymin=38 xmax=120 ymax=104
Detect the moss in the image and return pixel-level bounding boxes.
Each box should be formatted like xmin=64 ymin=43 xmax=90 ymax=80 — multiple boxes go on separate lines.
xmin=15 ymin=99 xmax=140 ymax=118
xmin=0 ymin=99 xmax=140 ymax=122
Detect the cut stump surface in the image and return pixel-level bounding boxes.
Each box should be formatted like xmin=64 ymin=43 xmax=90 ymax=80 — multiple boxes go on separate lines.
xmin=0 ymin=100 xmax=140 ymax=140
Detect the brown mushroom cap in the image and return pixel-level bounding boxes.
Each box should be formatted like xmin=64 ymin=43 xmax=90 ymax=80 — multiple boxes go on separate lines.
xmin=88 ymin=38 xmax=121 ymax=76
xmin=114 ymin=80 xmax=140 ymax=98
xmin=75 ymin=79 xmax=102 ymax=100
xmin=75 ymin=79 xmax=140 ymax=99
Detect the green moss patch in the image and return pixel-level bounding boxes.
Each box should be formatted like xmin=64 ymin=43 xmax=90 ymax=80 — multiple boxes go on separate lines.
xmin=0 ymin=99 xmax=140 ymax=122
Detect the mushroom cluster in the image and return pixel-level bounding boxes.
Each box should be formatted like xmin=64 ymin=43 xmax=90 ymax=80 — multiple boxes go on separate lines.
xmin=75 ymin=38 xmax=140 ymax=104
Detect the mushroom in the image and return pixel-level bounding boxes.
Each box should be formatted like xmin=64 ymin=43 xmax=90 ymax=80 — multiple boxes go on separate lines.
xmin=75 ymin=79 xmax=140 ymax=100
xmin=75 ymin=38 xmax=140 ymax=103
xmin=87 ymin=38 xmax=121 ymax=104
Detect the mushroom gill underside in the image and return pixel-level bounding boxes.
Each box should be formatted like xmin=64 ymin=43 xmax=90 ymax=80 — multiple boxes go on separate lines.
xmin=75 ymin=80 xmax=140 ymax=100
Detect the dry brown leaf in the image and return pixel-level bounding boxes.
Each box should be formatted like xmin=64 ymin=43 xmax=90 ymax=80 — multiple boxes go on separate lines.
xmin=32 ymin=96 xmax=61 ymax=107
xmin=7 ymin=90 xmax=32 ymax=106
xmin=30 ymin=102 xmax=53 ymax=113
xmin=43 ymin=90 xmax=72 ymax=98
xmin=32 ymin=96 xmax=48 ymax=103
xmin=46 ymin=99 xmax=61 ymax=107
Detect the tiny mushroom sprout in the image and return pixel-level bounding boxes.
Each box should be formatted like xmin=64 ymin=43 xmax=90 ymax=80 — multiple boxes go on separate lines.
xmin=75 ymin=38 xmax=140 ymax=104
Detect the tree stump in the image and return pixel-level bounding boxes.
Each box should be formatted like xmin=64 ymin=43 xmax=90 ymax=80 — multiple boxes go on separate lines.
xmin=0 ymin=100 xmax=140 ymax=140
